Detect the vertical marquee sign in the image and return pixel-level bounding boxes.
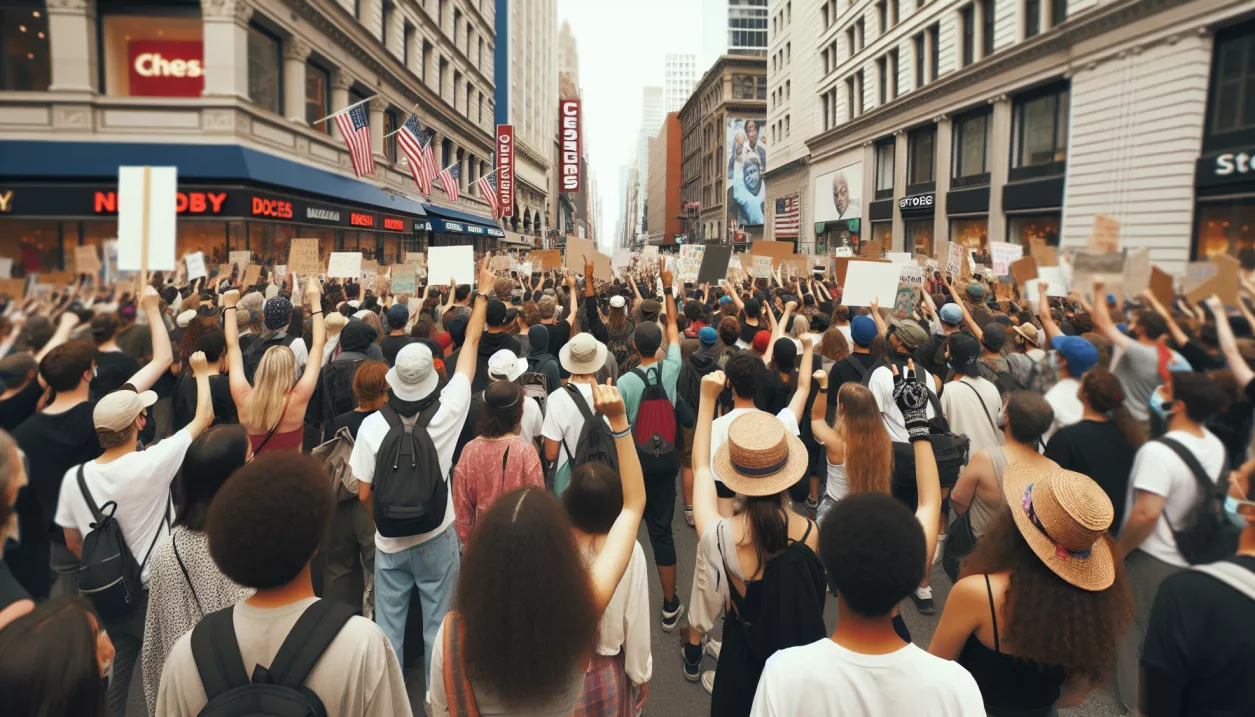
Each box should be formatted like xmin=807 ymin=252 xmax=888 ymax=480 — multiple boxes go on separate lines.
xmin=496 ymin=124 xmax=515 ymax=217
xmin=559 ymin=98 xmax=582 ymax=192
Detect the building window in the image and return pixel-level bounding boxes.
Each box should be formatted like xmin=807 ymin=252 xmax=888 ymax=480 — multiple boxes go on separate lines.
xmin=875 ymin=139 xmax=895 ymax=197
xmin=478 ymin=92 xmax=484 ymax=123
xmin=1196 ymin=201 xmax=1255 ymax=259
xmin=908 ymin=125 xmax=936 ymax=186
xmin=452 ymin=70 xmax=462 ymax=111
xmin=914 ymin=32 xmax=926 ymax=87
xmin=465 ymin=81 xmax=472 ymax=116
xmin=381 ymin=1 xmax=394 ymax=48
xmin=961 ymin=5 xmax=975 ymax=67
xmin=1012 ymin=83 xmax=1069 ymax=168
xmin=305 ymin=62 xmax=331 ymax=134
xmin=856 ymin=17 xmax=865 ymax=50
xmin=439 ymin=57 xmax=448 ymax=100
xmin=888 ymin=48 xmax=899 ymax=98
xmin=1025 ymin=0 xmax=1041 ymax=37
xmin=383 ymin=109 xmax=398 ymax=164
xmin=950 ymin=217 xmax=989 ymax=251
xmin=758 ymin=76 xmax=766 ymax=100
xmin=822 ymin=92 xmax=831 ymax=131
xmin=928 ymin=23 xmax=939 ymax=79
xmin=453 ymin=9 xmax=462 ymax=45
xmin=855 ymin=70 xmax=865 ymax=115
xmin=953 ymin=110 xmax=989 ymax=180
xmin=981 ymin=0 xmax=995 ymax=56
xmin=1008 ymin=213 xmax=1061 ymax=247
xmin=1211 ymin=24 xmax=1255 ymax=135
xmin=846 ymin=26 xmax=856 ymax=58
xmin=877 ymin=0 xmax=887 ymax=34
xmin=891 ymin=0 xmax=899 ymax=26
xmin=478 ymin=37 xmax=484 ymax=70
xmin=1050 ymin=0 xmax=1066 ymax=27
xmin=846 ymin=76 xmax=856 ymax=120
xmin=402 ymin=21 xmax=412 ymax=66
xmin=247 ymin=24 xmax=283 ymax=114
xmin=0 ymin=1 xmax=50 ymax=91
xmin=872 ymin=222 xmax=893 ymax=249
xmin=785 ymin=115 xmax=790 ymax=136
xmin=877 ymin=56 xmax=888 ymax=105
xmin=422 ymin=40 xmax=432 ymax=83
xmin=905 ymin=219 xmax=933 ymax=256
xmin=441 ymin=138 xmax=453 ymax=168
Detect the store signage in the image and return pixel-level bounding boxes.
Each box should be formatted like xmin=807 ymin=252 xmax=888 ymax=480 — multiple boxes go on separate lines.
xmin=414 ymin=221 xmax=429 ymax=232
xmin=0 ymin=190 xmax=11 ymax=213
xmin=306 ymin=206 xmax=341 ymax=223
xmin=251 ymin=197 xmax=294 ymax=219
xmin=899 ymin=193 xmax=935 ymax=211
xmin=444 ymin=221 xmax=467 ymax=233
xmin=1214 ymin=152 xmax=1253 ymax=176
xmin=559 ymin=99 xmax=582 ymax=192
xmin=466 ymin=225 xmax=486 ymax=235
xmin=93 ymin=190 xmax=228 ymax=215
xmin=496 ymin=124 xmax=515 ymax=216
xmin=383 ymin=216 xmax=405 ymax=231
xmin=128 ymin=41 xmax=204 ymax=97
xmin=350 ymin=212 xmax=376 ymax=227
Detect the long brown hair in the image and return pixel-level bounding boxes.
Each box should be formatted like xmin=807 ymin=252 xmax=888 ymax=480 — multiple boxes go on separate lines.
xmin=961 ymin=511 xmax=1133 ymax=684
xmin=836 ymin=384 xmax=893 ymax=495
xmin=818 ymin=327 xmax=850 ymax=363
xmin=1079 ymin=368 xmax=1145 ymax=449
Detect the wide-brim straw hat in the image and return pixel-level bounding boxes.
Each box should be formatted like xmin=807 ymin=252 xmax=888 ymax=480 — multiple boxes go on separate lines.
xmin=713 ymin=412 xmax=809 ymax=497
xmin=1004 ymin=463 xmax=1116 ymax=592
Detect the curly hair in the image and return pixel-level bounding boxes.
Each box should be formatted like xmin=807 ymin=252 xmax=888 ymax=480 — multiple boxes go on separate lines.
xmin=1079 ymin=368 xmax=1144 ymax=449
xmin=960 ymin=510 xmax=1133 ymax=685
xmin=818 ymin=326 xmax=850 ymax=363
xmin=456 ymin=488 xmax=600 ymax=709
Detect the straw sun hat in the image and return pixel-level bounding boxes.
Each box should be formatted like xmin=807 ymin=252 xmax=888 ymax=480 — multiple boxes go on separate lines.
xmin=714 ymin=412 xmax=809 ymax=497
xmin=1003 ymin=464 xmax=1116 ymax=592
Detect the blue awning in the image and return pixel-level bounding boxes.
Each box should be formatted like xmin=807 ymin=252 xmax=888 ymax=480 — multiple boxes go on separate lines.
xmin=423 ymin=203 xmax=504 ymax=237
xmin=0 ymin=140 xmax=426 ymax=217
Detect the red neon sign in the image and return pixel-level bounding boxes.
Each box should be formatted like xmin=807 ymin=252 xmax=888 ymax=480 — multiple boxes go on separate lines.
xmin=496 ymin=124 xmax=514 ymax=217
xmin=383 ymin=217 xmax=405 ymax=231
xmin=559 ymin=99 xmax=582 ymax=192
xmin=128 ymin=41 xmax=204 ymax=97
xmin=93 ymin=191 xmax=227 ymax=215
xmin=350 ymin=212 xmax=375 ymax=227
xmin=251 ymin=197 xmax=294 ymax=219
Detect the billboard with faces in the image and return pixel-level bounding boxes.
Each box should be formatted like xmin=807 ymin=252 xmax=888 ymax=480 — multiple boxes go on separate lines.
xmin=725 ymin=118 xmax=767 ymax=231
xmin=812 ymin=163 xmax=864 ymax=223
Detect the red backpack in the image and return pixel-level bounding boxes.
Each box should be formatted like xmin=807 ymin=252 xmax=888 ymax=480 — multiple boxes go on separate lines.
xmin=631 ymin=365 xmax=678 ymax=475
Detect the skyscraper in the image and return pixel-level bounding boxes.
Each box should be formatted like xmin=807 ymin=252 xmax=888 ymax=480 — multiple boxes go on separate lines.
xmin=702 ymin=0 xmax=769 ymax=67
xmin=636 ymin=87 xmax=664 ymax=241
xmin=496 ymin=0 xmax=557 ymax=234
xmin=665 ymin=53 xmax=697 ymax=113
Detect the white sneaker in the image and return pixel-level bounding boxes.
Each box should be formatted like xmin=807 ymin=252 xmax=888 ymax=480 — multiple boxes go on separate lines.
xmin=705 ymin=637 xmax=722 ymax=661
xmin=933 ymin=533 xmax=947 ymax=566
xmin=701 ymin=670 xmax=716 ymax=695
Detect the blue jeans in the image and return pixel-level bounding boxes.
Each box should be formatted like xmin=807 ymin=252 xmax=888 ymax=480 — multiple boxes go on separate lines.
xmin=373 ymin=524 xmax=461 ymax=684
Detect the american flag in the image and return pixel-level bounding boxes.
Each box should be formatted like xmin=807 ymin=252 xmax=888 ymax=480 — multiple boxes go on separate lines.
xmin=438 ymin=163 xmax=461 ymax=202
xmin=477 ymin=172 xmax=500 ymax=218
xmin=774 ymin=195 xmax=799 ymax=238
xmin=397 ymin=114 xmax=432 ymax=194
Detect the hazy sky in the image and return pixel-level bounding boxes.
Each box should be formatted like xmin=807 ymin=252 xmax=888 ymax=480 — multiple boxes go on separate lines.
xmin=556 ymin=0 xmax=704 ymax=249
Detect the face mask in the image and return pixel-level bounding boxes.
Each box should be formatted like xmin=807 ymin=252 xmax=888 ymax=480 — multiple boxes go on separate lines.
xmin=1224 ymin=495 xmax=1251 ymax=530
xmin=1149 ymin=387 xmax=1176 ymax=421
xmin=1048 ymin=352 xmax=1062 ymax=370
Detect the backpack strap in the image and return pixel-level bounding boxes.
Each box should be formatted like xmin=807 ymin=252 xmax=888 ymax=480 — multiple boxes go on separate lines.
xmin=76 ymin=465 xmax=101 ymax=521
xmin=565 ymin=383 xmax=595 ymax=422
xmin=379 ymin=403 xmax=401 ymax=429
xmin=138 ymin=500 xmax=171 ymax=571
xmin=261 ymin=599 xmax=356 ymax=690
xmin=631 ymin=365 xmax=661 ymax=387
xmin=173 ymin=530 xmax=204 ymax=617
xmin=1154 ymin=437 xmax=1226 ymax=531
xmin=1192 ymin=561 xmax=1255 ymax=601
xmin=956 ymin=380 xmax=998 ymax=435
xmin=842 ymin=355 xmax=870 ymax=381
xmin=191 ymin=607 xmax=251 ymax=700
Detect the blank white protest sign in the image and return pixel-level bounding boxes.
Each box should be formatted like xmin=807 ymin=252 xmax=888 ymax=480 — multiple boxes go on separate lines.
xmin=117 ymin=166 xmax=178 ymax=272
xmin=428 ymin=245 xmax=475 ymax=286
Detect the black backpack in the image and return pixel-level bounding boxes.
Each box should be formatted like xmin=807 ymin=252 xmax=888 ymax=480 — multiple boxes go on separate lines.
xmin=978 ymin=359 xmax=1027 ymax=396
xmin=372 ymin=401 xmax=446 ymax=538
xmin=841 ymin=354 xmax=887 ymax=388
xmin=75 ymin=465 xmax=168 ymax=619
xmin=631 ymin=366 xmax=678 ymax=476
xmin=243 ymin=333 xmax=299 ymax=383
xmin=190 ymin=599 xmax=356 ymax=717
xmin=521 ymin=357 xmax=555 ymax=415
xmin=1155 ymin=437 xmax=1239 ymax=565
xmin=560 ymin=384 xmax=620 ymax=474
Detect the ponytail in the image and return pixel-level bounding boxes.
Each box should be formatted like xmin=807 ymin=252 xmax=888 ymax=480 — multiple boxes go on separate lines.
xmin=742 ymin=494 xmax=790 ymax=579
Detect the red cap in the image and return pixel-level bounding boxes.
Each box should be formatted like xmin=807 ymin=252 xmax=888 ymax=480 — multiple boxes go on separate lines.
xmin=436 ymin=332 xmax=453 ymax=350
xmin=752 ymin=330 xmax=771 ymax=354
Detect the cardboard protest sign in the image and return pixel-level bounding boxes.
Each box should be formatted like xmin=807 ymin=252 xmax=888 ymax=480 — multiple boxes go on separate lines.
xmin=216 ymin=264 xmax=230 ymax=279
xmin=751 ymin=255 xmax=773 ymax=279
xmin=612 ymin=249 xmax=631 ymax=268
xmin=1072 ymin=250 xmax=1126 ymax=275
xmin=946 ymin=242 xmax=965 ymax=277
xmin=990 ymin=242 xmax=1023 ymax=277
xmin=288 ymin=239 xmax=322 ymax=275
xmin=593 ymin=252 xmax=613 ymax=281
xmin=0 ymin=259 xmax=11 ymax=279
xmin=751 ymin=240 xmax=796 ymax=267
xmin=327 ymin=252 xmax=363 ymax=279
xmin=696 ymin=246 xmax=732 ymax=285
xmin=41 ymin=271 xmax=75 ymax=287
xmin=1023 ymin=267 xmax=1069 ymax=306
xmin=184 ymin=252 xmax=207 ymax=280
xmin=428 ymin=245 xmax=475 ymax=286
xmin=273 ymin=265 xmax=287 ymax=285
xmin=1121 ymin=249 xmax=1151 ymax=297
xmin=779 ymin=257 xmax=809 ymax=278
xmin=489 ymin=254 xmax=513 ymax=273
xmin=1088 ymin=214 xmax=1121 ymax=253
xmin=517 ymin=262 xmax=533 ymax=277
xmin=243 ymin=264 xmax=262 ymax=287
xmin=835 ymin=246 xmax=853 ymax=258
xmin=886 ymin=251 xmax=913 ymax=265
xmin=1010 ymin=256 xmax=1038 ymax=287
xmin=404 ymin=251 xmax=426 ymax=267
xmin=893 ymin=285 xmax=917 ymax=315
xmin=1184 ymin=261 xmax=1218 ymax=294
xmin=359 ymin=260 xmax=379 ymax=292
xmin=1149 ymin=266 xmax=1175 ymax=308
xmin=840 ymin=261 xmax=900 ymax=307
xmin=1029 ymin=235 xmax=1058 ymax=267
xmin=0 ymin=279 xmax=24 ymax=297
xmin=564 ymin=236 xmax=596 ymax=273
xmin=530 ymin=250 xmax=562 ymax=270
xmin=229 ymin=250 xmax=251 ymax=270
xmin=74 ymin=245 xmax=101 ymax=274
xmin=862 ymin=238 xmax=884 ymax=260
xmin=390 ymin=265 xmax=417 ymax=295
xmin=117 ymin=166 xmax=178 ymax=273
xmin=1185 ymin=253 xmax=1240 ymax=306
xmin=898 ymin=263 xmax=924 ymax=287
xmin=677 ymin=245 xmax=705 ymax=282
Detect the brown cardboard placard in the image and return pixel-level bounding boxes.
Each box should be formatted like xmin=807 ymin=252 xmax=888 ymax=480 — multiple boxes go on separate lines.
xmin=564 ymin=236 xmax=595 ymax=273
xmin=1149 ymin=266 xmax=1175 ymax=307
xmin=862 ymin=238 xmax=884 ymax=260
xmin=1088 ymin=214 xmax=1121 ymax=253
xmin=41 ymin=271 xmax=75 ymax=286
xmin=217 ymin=263 xmax=231 ymax=279
xmin=751 ymin=240 xmax=797 ymax=267
xmin=1010 ymin=256 xmax=1038 ymax=287
xmin=1185 ymin=254 xmax=1241 ymax=306
xmin=288 ymin=238 xmax=322 ymax=275
xmin=530 ymin=250 xmax=562 ymax=270
xmin=242 ymin=264 xmax=262 ymax=287
xmin=74 ymin=245 xmax=102 ymax=274
xmin=1029 ymin=236 xmax=1058 ymax=267
xmin=593 ymin=251 xmax=613 ymax=281
xmin=994 ymin=281 xmax=1015 ymax=302
xmin=0 ymin=279 xmax=25 ymax=297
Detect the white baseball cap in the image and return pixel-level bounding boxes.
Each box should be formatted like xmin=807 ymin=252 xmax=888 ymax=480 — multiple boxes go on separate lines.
xmin=386 ymin=343 xmax=439 ymax=401
xmin=609 ymin=295 xmax=626 ymax=309
xmin=93 ymin=389 xmax=158 ymax=432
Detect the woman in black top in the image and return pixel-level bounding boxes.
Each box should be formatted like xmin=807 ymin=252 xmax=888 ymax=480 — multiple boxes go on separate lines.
xmin=0 ymin=429 xmax=33 ymax=629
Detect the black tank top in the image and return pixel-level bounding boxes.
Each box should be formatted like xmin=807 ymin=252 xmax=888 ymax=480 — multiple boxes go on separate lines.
xmin=0 ymin=561 xmax=30 ymax=612
xmin=957 ymin=575 xmax=1066 ymax=717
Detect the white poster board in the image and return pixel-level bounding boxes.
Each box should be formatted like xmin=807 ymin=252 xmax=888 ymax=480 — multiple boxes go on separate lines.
xmin=840 ymin=261 xmax=901 ymax=307
xmin=898 ymin=264 xmax=925 ymax=287
xmin=327 ymin=252 xmax=363 ymax=279
xmin=117 ymin=165 xmax=178 ymax=272
xmin=886 ymin=251 xmax=914 ymax=265
xmin=612 ymin=249 xmax=631 ymax=268
xmin=990 ymin=241 xmax=1023 ymax=276
xmin=428 ymin=245 xmax=475 ymax=286
xmin=229 ymin=250 xmax=251 ymax=269
xmin=1022 ymin=266 xmax=1070 ymax=305
xmin=0 ymin=259 xmax=12 ymax=279
xmin=184 ymin=251 xmax=207 ymax=280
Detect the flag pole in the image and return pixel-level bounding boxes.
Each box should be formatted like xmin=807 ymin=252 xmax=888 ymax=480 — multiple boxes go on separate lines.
xmin=383 ymin=104 xmax=422 ymax=138
xmin=309 ymin=94 xmax=376 ymax=127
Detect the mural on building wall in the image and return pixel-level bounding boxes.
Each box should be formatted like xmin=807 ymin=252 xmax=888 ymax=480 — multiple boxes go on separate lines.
xmin=725 ymin=118 xmax=766 ymax=236
xmin=812 ymin=163 xmax=863 ymax=223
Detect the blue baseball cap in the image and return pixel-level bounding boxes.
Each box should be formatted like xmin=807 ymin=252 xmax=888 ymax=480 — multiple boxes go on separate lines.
xmin=1052 ymin=335 xmax=1099 ymax=375
xmin=699 ymin=326 xmax=718 ymax=345
xmin=850 ymin=315 xmax=878 ymax=347
xmin=939 ymin=303 xmax=963 ymax=326
xmin=720 ymin=295 xmax=733 ymax=305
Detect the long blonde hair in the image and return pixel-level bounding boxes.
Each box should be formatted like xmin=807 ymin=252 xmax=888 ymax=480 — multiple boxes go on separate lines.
xmin=246 ymin=346 xmax=296 ymax=432
xmin=835 ymin=383 xmax=893 ymax=495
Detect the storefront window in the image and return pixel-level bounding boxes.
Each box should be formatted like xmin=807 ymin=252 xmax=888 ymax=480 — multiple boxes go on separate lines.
xmin=871 ymin=222 xmax=892 ymax=248
xmin=0 ymin=1 xmax=51 ymax=91
xmin=950 ymin=217 xmax=988 ymax=251
xmin=1007 ymin=213 xmax=1061 ymax=246
xmin=100 ymin=11 xmax=203 ymax=96
xmin=248 ymin=24 xmax=283 ymax=114
xmin=0 ymin=220 xmax=63 ymax=274
xmin=1012 ymin=84 xmax=1069 ymax=168
xmin=1196 ymin=201 xmax=1255 ymax=259
xmin=875 ymin=140 xmax=895 ymax=196
xmin=306 ymin=62 xmax=332 ymax=134
xmin=905 ymin=219 xmax=933 ymax=256
xmin=1211 ymin=21 xmax=1255 ymax=135
xmin=908 ymin=126 xmax=935 ymax=186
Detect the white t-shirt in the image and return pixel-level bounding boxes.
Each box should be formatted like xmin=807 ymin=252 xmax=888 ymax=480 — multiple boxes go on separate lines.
xmin=710 ymin=406 xmax=800 ymax=485
xmin=867 ymin=364 xmax=936 ymax=443
xmin=750 ymin=639 xmax=985 ymax=717
xmin=541 ymin=381 xmax=609 ymax=475
xmin=520 ymin=396 xmax=543 ymax=446
xmin=940 ymin=376 xmax=1004 ymax=459
xmin=54 ymin=429 xmax=193 ymax=585
xmin=1042 ymin=377 xmax=1083 ymax=442
xmin=1125 ymin=428 xmax=1228 ymax=568
xmin=351 ymin=373 xmax=473 ymax=553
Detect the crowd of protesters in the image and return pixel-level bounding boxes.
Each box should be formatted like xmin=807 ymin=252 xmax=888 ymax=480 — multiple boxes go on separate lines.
xmin=0 ymin=247 xmax=1252 ymax=717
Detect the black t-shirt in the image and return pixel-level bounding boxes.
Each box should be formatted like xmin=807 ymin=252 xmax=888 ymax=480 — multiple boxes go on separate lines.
xmin=1043 ymin=420 xmax=1136 ymax=529
xmin=331 ymin=408 xmax=378 ymax=441
xmin=0 ymin=561 xmax=29 ymax=613
xmin=738 ymin=319 xmax=761 ymax=345
xmin=380 ymin=334 xmax=413 ymax=367
xmin=544 ymin=321 xmax=572 ymax=378
xmin=1140 ymin=555 xmax=1255 ymax=717
xmin=0 ymin=380 xmax=42 ymax=433
xmin=172 ymin=373 xmax=238 ymax=431
xmin=826 ymin=352 xmax=882 ymax=410
xmin=89 ymin=350 xmax=140 ymax=399
xmin=5 ymin=400 xmax=102 ymax=598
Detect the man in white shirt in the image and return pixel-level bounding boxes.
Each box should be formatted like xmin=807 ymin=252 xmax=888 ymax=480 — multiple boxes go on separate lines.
xmin=542 ymin=332 xmax=611 ymax=495
xmin=351 ymin=263 xmax=490 ymax=686
xmin=56 ymin=353 xmax=215 ymax=717
xmin=1041 ymin=335 xmax=1098 ymax=442
xmin=750 ymin=492 xmax=984 ymax=717
xmin=939 ymin=334 xmax=1004 ymax=459
xmin=866 ymin=319 xmax=937 ymax=443
xmin=1115 ymin=371 xmax=1230 ymax=712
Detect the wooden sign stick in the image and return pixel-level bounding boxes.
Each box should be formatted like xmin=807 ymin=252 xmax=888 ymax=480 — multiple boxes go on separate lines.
xmin=140 ymin=165 xmax=151 ymax=290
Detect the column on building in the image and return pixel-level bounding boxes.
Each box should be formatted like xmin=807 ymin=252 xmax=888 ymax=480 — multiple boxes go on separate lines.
xmin=283 ymin=38 xmax=311 ymax=125
xmin=933 ymin=116 xmax=952 ymax=248
xmin=358 ymin=0 xmax=382 ymax=41
xmin=46 ymin=0 xmax=98 ymax=93
xmin=986 ymin=95 xmax=1012 ymax=244
xmin=330 ymin=71 xmax=352 ymax=141
xmin=369 ymin=96 xmax=388 ymax=165
xmin=892 ymin=129 xmax=907 ymax=250
xmin=456 ymin=148 xmax=467 ymax=194
xmin=406 ymin=25 xmax=421 ymax=78
xmin=201 ymin=0 xmax=252 ymax=99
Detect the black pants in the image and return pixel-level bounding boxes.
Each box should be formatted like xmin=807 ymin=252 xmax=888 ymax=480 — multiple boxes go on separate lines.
xmin=102 ymin=590 xmax=148 ymax=717
xmin=642 ymin=466 xmax=677 ymax=567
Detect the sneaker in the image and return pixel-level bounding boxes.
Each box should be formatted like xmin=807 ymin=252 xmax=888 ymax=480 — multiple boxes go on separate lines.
xmin=933 ymin=533 xmax=947 ymax=566
xmin=680 ymin=628 xmax=702 ymax=682
xmin=684 ymin=505 xmax=695 ymax=527
xmin=661 ymin=597 xmax=685 ymax=632
xmin=701 ymin=670 xmax=716 ymax=694
xmin=705 ymin=637 xmax=722 ymax=661
xmin=804 ymin=496 xmax=819 ymax=517
xmin=911 ymin=586 xmax=935 ymax=615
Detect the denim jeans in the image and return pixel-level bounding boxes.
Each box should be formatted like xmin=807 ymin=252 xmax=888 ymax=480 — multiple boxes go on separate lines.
xmin=373 ymin=524 xmax=460 ymax=684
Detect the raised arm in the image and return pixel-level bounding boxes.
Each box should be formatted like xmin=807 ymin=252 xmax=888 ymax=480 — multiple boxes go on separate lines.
xmin=587 ymin=381 xmax=646 ymax=614
xmin=723 ymin=280 xmax=745 ymax=313
xmin=454 ymin=261 xmax=492 ymax=382
xmin=564 ymin=271 xmax=579 ymax=328
xmin=184 ymin=351 xmax=215 ymax=439
xmin=125 ymin=286 xmax=174 ymax=393
xmin=941 ymin=276 xmax=982 ymax=342
xmin=292 ymin=277 xmax=326 ymax=400
xmin=1141 ymin=291 xmax=1189 ymax=348
xmin=1090 ymin=278 xmax=1129 ymax=348
xmin=692 ymin=370 xmax=726 ymax=538
xmin=868 ymin=298 xmax=888 ymax=338
xmin=785 ymin=333 xmax=814 ymax=425
xmin=893 ymin=360 xmax=941 ymax=569
xmin=661 ymin=263 xmax=679 ymax=348
xmin=1038 ymin=280 xmax=1063 ymax=341
xmin=222 ymin=290 xmax=251 ymax=406
xmin=33 ymin=313 xmax=80 ymax=364
xmin=1207 ymin=295 xmax=1255 ymax=389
